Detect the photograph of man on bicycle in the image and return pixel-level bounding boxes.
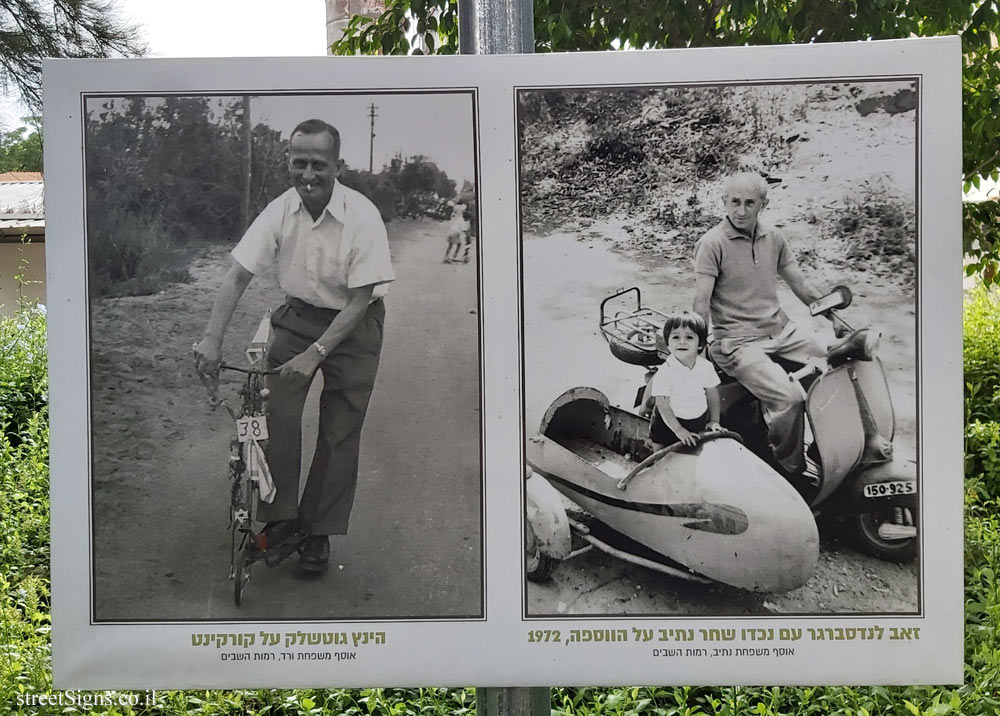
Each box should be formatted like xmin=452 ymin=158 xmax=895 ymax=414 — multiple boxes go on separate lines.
xmin=85 ymin=92 xmax=482 ymax=621
xmin=195 ymin=119 xmax=393 ymax=576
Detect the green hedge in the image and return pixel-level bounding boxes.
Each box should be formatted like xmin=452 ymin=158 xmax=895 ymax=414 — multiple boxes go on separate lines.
xmin=0 ymin=302 xmax=47 ymax=446
xmin=0 ymin=303 xmax=51 ymax=709
xmin=966 ymin=420 xmax=1000 ymax=499
xmin=964 ymin=285 xmax=1000 ymax=423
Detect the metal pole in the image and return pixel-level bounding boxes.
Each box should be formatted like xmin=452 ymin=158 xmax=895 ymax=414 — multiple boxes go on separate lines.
xmin=458 ymin=0 xmax=535 ymax=54
xmin=457 ymin=0 xmax=545 ymax=713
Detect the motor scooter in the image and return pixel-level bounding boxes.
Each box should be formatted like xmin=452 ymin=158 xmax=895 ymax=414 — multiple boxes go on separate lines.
xmin=705 ymin=284 xmax=918 ymax=562
xmin=525 ymin=287 xmax=917 ymax=593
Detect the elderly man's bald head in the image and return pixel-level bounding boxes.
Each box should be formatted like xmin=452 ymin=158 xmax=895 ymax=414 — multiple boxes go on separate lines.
xmin=722 ymin=172 xmax=769 ymax=202
xmin=720 ymin=172 xmax=769 ymax=234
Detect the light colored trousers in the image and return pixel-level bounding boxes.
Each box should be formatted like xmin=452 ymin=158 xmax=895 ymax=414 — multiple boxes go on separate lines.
xmin=709 ymin=322 xmax=824 ymax=474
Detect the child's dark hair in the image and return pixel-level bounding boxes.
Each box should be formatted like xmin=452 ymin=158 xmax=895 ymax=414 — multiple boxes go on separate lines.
xmin=662 ymin=311 xmax=709 ymax=348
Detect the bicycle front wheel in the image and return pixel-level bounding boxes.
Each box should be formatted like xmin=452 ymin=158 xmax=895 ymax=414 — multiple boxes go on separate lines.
xmin=230 ymin=443 xmax=256 ymax=606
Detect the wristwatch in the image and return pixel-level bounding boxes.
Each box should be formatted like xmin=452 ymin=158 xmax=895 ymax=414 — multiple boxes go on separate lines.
xmin=312 ymin=342 xmax=328 ymax=358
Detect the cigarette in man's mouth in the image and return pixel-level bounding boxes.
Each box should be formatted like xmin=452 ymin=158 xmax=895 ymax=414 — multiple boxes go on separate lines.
xmin=306 ymin=183 xmax=313 ymax=191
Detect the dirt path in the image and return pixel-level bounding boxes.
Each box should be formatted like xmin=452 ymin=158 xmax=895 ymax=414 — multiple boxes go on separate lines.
xmin=90 ymin=218 xmax=483 ymax=621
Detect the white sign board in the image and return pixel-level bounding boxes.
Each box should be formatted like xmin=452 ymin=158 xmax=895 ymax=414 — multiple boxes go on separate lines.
xmin=44 ymin=37 xmax=963 ymax=688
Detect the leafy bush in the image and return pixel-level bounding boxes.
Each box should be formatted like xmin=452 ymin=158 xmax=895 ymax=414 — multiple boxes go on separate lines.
xmin=518 ymin=85 xmax=793 ymax=230
xmin=0 ymin=306 xmax=51 ymax=708
xmin=340 ymin=168 xmax=402 ymax=223
xmin=86 ymin=203 xmax=192 ymax=298
xmin=835 ymin=182 xmax=916 ymax=288
xmin=0 ymin=302 xmax=47 ymax=446
xmin=966 ymin=420 xmax=1000 ymax=499
xmin=965 ymin=285 xmax=1000 ymax=423
xmin=962 ymin=491 xmax=1000 ymax=713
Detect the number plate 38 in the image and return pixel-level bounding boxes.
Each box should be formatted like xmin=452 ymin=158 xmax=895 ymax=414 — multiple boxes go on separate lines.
xmin=863 ymin=480 xmax=916 ymax=499
xmin=236 ymin=415 xmax=269 ymax=442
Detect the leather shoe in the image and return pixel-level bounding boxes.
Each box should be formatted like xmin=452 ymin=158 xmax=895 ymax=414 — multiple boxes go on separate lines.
xmin=249 ymin=519 xmax=305 ymax=567
xmin=298 ymin=535 xmax=330 ymax=573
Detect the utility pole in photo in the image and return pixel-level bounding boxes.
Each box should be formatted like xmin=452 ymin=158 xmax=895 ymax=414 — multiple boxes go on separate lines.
xmin=368 ymin=101 xmax=377 ymax=172
xmin=459 ymin=4 xmax=544 ymax=716
xmin=240 ymin=95 xmax=253 ymax=232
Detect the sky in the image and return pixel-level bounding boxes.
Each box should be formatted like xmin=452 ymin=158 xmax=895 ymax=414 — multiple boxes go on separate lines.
xmin=0 ymin=0 xmax=328 ymax=127
xmin=251 ymin=93 xmax=475 ymax=186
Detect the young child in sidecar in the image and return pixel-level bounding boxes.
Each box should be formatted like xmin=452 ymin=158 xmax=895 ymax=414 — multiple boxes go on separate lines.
xmin=646 ymin=311 xmax=723 ymax=447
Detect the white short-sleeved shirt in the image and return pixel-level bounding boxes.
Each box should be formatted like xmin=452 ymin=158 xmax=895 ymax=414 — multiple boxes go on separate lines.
xmin=232 ymin=182 xmax=395 ymax=310
xmin=649 ymin=353 xmax=721 ymax=419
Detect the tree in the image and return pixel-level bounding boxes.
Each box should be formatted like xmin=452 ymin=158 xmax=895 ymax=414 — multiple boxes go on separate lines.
xmin=84 ymin=95 xmax=290 ymax=296
xmin=332 ymin=0 xmax=1000 ymax=283
xmin=0 ymin=119 xmax=41 ymax=172
xmin=0 ymin=0 xmax=146 ymax=111
xmin=397 ymin=154 xmax=456 ymax=199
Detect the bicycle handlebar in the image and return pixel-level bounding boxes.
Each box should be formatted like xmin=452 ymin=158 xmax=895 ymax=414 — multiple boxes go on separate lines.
xmin=219 ymin=363 xmax=279 ymax=376
xmin=195 ymin=363 xmax=275 ymax=422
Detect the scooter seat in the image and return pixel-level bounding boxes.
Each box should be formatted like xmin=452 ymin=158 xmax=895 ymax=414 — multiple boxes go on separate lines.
xmin=826 ymin=327 xmax=880 ymax=366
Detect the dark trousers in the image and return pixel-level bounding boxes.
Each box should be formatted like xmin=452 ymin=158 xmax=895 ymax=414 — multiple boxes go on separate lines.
xmin=649 ymin=410 xmax=709 ymax=446
xmin=708 ymin=323 xmax=823 ymax=474
xmin=258 ymin=297 xmax=385 ymax=535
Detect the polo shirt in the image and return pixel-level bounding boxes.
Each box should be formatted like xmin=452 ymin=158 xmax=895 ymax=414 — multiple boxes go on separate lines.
xmin=232 ymin=182 xmax=395 ymax=310
xmin=649 ymin=354 xmax=721 ymax=419
xmin=694 ymin=217 xmax=794 ymax=338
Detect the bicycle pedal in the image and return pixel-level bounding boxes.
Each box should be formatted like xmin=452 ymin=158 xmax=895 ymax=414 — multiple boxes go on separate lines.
xmin=262 ymin=539 xmax=303 ymax=567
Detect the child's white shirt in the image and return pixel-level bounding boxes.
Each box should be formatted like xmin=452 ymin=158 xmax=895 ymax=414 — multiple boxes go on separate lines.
xmin=450 ymin=204 xmax=469 ymax=233
xmin=649 ymin=353 xmax=720 ymax=419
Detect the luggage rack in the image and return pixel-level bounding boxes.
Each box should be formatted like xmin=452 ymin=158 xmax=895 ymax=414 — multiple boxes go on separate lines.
xmin=599 ymin=287 xmax=670 ymax=366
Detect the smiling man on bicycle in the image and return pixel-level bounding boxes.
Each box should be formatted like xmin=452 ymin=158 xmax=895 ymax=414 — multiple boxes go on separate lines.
xmin=194 ymin=118 xmax=394 ymax=574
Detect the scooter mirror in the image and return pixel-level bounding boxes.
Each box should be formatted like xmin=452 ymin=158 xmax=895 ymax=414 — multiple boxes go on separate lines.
xmin=809 ymin=285 xmax=852 ymax=316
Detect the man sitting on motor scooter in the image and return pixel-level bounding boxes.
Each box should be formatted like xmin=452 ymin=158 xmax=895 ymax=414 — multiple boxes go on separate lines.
xmin=692 ymin=171 xmax=836 ymax=478
xmin=648 ymin=311 xmax=723 ymax=448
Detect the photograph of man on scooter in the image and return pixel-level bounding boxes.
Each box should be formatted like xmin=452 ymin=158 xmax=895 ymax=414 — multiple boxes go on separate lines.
xmin=694 ymin=171 xmax=836 ymax=483
xmin=520 ymin=79 xmax=919 ymax=617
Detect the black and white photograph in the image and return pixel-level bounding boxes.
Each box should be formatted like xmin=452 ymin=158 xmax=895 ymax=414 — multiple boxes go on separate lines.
xmin=83 ymin=90 xmax=483 ymax=621
xmin=521 ymin=80 xmax=922 ymax=617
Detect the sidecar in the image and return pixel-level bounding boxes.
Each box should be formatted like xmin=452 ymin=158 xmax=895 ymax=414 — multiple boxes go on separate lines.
xmin=525 ymin=387 xmax=820 ymax=593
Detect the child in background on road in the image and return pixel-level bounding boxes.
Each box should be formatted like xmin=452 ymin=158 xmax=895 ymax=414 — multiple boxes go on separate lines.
xmin=648 ymin=311 xmax=722 ymax=447
xmin=459 ymin=201 xmax=475 ymax=264
xmin=444 ymin=201 xmax=469 ymax=263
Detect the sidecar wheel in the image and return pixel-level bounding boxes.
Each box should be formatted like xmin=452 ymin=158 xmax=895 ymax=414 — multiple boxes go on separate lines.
xmin=849 ymin=509 xmax=917 ymax=563
xmin=608 ymin=336 xmax=664 ymax=367
xmin=526 ymin=521 xmax=556 ymax=582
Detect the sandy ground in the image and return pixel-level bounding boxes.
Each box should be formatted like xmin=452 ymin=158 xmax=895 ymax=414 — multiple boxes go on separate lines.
xmin=522 ymin=82 xmax=920 ymax=615
xmin=89 ymin=218 xmax=483 ymax=621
